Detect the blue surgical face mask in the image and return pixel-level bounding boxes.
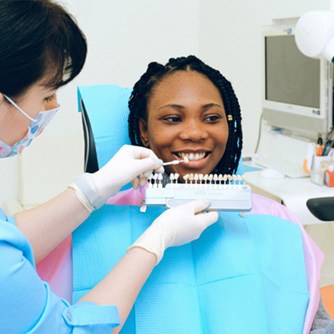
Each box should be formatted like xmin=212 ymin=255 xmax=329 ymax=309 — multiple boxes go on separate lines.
xmin=0 ymin=95 xmax=59 ymax=158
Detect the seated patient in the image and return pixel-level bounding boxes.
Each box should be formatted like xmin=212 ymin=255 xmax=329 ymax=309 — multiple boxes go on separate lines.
xmin=39 ymin=55 xmax=331 ymax=333
xmin=109 ymin=55 xmax=330 ymax=333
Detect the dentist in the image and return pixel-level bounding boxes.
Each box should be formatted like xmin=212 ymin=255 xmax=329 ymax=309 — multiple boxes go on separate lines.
xmin=0 ymin=1 xmax=218 ymax=333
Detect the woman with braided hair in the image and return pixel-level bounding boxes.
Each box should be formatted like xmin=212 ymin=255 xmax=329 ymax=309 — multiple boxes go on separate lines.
xmin=106 ymin=55 xmax=328 ymax=332
xmin=128 ymin=55 xmax=242 ymax=179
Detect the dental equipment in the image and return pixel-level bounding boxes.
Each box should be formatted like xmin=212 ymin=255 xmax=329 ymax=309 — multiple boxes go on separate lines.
xmin=162 ymin=156 xmax=189 ymax=166
xmin=295 ymin=1 xmax=334 ymax=62
xmin=143 ymin=172 xmax=252 ymax=212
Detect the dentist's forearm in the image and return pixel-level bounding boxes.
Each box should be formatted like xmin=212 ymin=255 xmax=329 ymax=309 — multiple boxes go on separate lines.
xmin=79 ymin=247 xmax=156 ymax=333
xmin=15 ymin=188 xmax=90 ymax=263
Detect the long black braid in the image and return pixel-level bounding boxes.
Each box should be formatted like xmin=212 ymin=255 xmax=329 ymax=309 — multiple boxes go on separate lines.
xmin=128 ymin=55 xmax=243 ymax=175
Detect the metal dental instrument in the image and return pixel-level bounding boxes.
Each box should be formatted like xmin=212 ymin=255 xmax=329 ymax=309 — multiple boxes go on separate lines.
xmin=162 ymin=157 xmax=189 ymax=166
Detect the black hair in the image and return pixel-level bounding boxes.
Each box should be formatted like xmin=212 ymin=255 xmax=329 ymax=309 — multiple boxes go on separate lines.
xmin=0 ymin=0 xmax=87 ymax=98
xmin=128 ymin=55 xmax=243 ymax=175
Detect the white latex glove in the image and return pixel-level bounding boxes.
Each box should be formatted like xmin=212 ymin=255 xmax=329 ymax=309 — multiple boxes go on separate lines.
xmin=128 ymin=200 xmax=219 ymax=264
xmin=72 ymin=145 xmax=164 ymax=210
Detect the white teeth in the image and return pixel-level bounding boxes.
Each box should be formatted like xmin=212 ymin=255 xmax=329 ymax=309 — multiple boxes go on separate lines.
xmin=179 ymin=152 xmax=206 ymax=161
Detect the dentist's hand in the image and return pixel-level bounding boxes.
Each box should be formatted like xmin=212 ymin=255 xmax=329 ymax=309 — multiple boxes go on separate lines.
xmin=128 ymin=200 xmax=219 ymax=263
xmin=71 ymin=145 xmax=164 ymax=210
xmin=93 ymin=144 xmax=164 ymax=194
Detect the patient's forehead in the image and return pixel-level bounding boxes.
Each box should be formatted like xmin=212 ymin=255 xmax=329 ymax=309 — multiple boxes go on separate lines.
xmin=148 ymin=70 xmax=223 ymax=109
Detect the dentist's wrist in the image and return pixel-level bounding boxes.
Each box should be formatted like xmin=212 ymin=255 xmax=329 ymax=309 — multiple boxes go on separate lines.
xmin=127 ymin=227 xmax=165 ymax=265
xmin=69 ymin=173 xmax=106 ymax=211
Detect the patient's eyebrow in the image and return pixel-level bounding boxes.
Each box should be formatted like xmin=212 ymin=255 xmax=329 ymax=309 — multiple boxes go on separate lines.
xmin=157 ymin=104 xmax=184 ymax=111
xmin=157 ymin=103 xmax=224 ymax=111
xmin=202 ymin=103 xmax=225 ymax=111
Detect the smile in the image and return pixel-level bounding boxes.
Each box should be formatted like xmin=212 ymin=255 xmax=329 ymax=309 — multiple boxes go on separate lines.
xmin=176 ymin=152 xmax=208 ymax=161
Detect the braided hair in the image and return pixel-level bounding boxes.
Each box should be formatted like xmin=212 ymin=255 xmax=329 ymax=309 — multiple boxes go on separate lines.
xmin=128 ymin=55 xmax=243 ymax=175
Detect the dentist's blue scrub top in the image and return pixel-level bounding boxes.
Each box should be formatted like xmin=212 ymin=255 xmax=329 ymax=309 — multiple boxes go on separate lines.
xmin=0 ymin=210 xmax=120 ymax=333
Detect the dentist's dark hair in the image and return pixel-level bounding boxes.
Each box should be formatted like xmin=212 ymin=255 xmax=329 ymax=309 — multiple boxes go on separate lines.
xmin=0 ymin=0 xmax=87 ymax=98
xmin=128 ymin=55 xmax=243 ymax=175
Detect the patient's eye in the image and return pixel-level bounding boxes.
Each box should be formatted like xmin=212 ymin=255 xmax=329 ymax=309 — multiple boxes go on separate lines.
xmin=161 ymin=115 xmax=182 ymax=124
xmin=204 ymin=114 xmax=223 ymax=123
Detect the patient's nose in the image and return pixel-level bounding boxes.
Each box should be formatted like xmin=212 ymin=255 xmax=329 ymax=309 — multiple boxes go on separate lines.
xmin=179 ymin=121 xmax=208 ymax=141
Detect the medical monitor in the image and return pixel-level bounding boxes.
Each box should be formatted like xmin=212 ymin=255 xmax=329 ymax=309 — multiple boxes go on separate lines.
xmin=263 ymin=27 xmax=334 ymax=140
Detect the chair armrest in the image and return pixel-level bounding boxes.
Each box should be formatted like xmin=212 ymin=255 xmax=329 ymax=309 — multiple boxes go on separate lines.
xmin=306 ymin=197 xmax=334 ymax=221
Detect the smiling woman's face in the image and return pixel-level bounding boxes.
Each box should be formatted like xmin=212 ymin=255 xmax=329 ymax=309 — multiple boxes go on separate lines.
xmin=139 ymin=70 xmax=229 ymax=179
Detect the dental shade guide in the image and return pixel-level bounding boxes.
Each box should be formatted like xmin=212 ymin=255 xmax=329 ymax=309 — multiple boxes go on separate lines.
xmin=144 ymin=172 xmax=252 ymax=212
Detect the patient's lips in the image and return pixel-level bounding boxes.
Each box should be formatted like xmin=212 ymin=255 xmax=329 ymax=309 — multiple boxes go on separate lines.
xmin=165 ymin=150 xmax=213 ymax=177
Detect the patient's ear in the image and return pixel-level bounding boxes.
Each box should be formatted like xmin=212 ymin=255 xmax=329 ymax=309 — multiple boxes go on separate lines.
xmin=139 ymin=119 xmax=149 ymax=147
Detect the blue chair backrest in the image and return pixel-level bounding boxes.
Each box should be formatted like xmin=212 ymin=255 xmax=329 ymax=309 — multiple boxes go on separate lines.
xmin=78 ymin=85 xmax=132 ymax=173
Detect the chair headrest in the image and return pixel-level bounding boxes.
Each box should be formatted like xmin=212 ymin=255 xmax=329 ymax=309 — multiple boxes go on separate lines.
xmin=78 ymin=85 xmax=132 ymax=171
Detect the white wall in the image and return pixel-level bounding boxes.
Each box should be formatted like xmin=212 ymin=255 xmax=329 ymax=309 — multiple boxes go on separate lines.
xmin=0 ymin=0 xmax=331 ymax=208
